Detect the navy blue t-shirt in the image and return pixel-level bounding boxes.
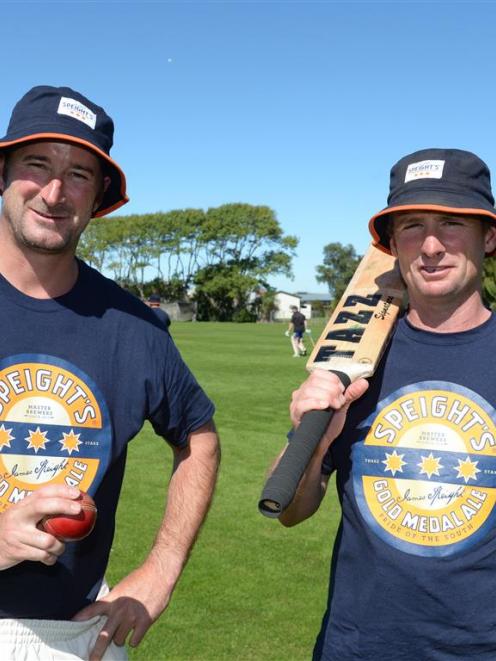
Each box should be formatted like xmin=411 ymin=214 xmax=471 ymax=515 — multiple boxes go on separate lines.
xmin=0 ymin=261 xmax=214 ymax=619
xmin=315 ymin=314 xmax=496 ymax=660
xmin=151 ymin=306 xmax=171 ymax=329
xmin=291 ymin=311 xmax=306 ymax=332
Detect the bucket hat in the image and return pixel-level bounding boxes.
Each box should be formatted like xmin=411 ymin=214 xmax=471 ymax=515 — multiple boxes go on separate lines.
xmin=369 ymin=148 xmax=496 ymax=254
xmin=0 ymin=85 xmax=128 ymax=217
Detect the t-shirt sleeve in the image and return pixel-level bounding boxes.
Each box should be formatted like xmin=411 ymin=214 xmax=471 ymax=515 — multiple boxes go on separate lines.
xmin=147 ymin=333 xmax=215 ymax=447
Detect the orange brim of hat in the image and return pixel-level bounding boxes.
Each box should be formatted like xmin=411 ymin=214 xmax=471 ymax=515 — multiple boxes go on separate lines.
xmin=369 ymin=203 xmax=496 ymax=256
xmin=0 ymin=132 xmax=128 ymax=217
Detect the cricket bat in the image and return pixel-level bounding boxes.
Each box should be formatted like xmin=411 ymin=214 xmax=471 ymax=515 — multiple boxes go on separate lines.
xmin=259 ymin=244 xmax=406 ymax=518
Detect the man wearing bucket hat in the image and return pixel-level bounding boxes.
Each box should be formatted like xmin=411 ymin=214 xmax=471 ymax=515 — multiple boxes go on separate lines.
xmin=0 ymin=86 xmax=219 ymax=660
xmin=271 ymin=148 xmax=496 ymax=659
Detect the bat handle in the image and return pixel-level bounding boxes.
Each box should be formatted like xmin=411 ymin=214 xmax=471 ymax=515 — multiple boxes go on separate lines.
xmin=258 ymin=371 xmax=350 ymax=518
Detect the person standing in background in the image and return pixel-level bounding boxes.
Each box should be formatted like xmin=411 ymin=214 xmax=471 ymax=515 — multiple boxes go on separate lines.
xmin=147 ymin=293 xmax=171 ymax=329
xmin=286 ymin=305 xmax=307 ymax=357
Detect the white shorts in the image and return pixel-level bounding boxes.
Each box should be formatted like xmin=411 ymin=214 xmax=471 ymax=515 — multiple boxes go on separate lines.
xmin=0 ymin=582 xmax=128 ymax=660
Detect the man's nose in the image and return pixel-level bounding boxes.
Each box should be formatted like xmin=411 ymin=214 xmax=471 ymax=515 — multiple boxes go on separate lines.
xmin=40 ymin=178 xmax=66 ymax=206
xmin=421 ymin=232 xmax=445 ymax=256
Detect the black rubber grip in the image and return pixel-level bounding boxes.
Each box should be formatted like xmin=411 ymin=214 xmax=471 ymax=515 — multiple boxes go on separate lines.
xmin=258 ymin=370 xmax=351 ymax=518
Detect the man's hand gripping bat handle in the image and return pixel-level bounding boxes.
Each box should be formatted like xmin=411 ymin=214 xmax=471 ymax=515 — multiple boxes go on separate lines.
xmin=258 ymin=370 xmax=350 ymax=518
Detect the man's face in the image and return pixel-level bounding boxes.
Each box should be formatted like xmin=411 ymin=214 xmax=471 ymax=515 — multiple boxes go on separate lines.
xmin=389 ymin=211 xmax=496 ymax=307
xmin=0 ymin=141 xmax=109 ymax=255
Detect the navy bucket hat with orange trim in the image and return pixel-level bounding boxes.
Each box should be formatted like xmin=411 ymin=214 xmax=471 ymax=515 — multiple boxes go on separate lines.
xmin=369 ymin=148 xmax=496 ymax=255
xmin=0 ymin=85 xmax=128 ymax=217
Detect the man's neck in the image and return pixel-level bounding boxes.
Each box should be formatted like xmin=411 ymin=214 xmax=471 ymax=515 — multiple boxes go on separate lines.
xmin=406 ymin=292 xmax=491 ymax=333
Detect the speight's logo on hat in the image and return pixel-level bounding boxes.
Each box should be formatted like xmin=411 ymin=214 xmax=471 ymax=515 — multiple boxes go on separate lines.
xmin=57 ymin=97 xmax=97 ymax=130
xmin=405 ymin=159 xmax=445 ymax=183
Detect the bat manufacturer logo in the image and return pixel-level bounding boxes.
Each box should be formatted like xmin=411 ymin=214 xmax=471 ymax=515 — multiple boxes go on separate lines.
xmin=374 ymin=296 xmax=395 ymax=320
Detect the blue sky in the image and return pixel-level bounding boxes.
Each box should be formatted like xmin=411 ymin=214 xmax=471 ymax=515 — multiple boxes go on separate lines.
xmin=3 ymin=1 xmax=496 ymax=293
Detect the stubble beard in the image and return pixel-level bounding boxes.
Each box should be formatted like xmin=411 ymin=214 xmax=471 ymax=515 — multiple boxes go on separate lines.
xmin=4 ymin=203 xmax=86 ymax=256
xmin=11 ymin=214 xmax=79 ymax=255
xmin=20 ymin=232 xmax=76 ymax=255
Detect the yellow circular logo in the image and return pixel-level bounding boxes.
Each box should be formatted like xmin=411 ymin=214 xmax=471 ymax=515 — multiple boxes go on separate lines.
xmin=353 ymin=382 xmax=496 ymax=556
xmin=0 ymin=355 xmax=110 ymax=512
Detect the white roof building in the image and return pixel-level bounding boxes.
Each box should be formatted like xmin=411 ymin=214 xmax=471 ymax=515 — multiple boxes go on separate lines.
xmin=273 ymin=292 xmax=312 ymax=320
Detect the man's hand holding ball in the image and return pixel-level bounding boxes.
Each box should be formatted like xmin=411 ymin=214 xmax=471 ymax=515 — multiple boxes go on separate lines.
xmin=39 ymin=491 xmax=97 ymax=542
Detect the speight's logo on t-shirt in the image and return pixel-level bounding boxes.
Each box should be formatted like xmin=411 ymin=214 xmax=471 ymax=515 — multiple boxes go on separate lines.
xmin=353 ymin=382 xmax=496 ymax=557
xmin=0 ymin=355 xmax=111 ymax=510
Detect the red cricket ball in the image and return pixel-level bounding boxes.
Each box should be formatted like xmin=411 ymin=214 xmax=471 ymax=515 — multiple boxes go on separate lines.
xmin=40 ymin=491 xmax=97 ymax=542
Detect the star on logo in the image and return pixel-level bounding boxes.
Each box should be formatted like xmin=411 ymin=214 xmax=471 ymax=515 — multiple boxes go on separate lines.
xmin=418 ymin=452 xmax=443 ymax=479
xmin=59 ymin=430 xmax=82 ymax=455
xmin=382 ymin=450 xmax=406 ymax=476
xmin=0 ymin=425 xmax=14 ymax=450
xmin=455 ymin=456 xmax=480 ymax=483
xmin=25 ymin=427 xmax=49 ymax=453
xmin=0 ymin=424 xmax=14 ymax=450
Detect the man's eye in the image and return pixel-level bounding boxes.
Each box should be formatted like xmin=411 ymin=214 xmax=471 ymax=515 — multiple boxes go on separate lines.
xmin=71 ymin=171 xmax=90 ymax=181
xmin=26 ymin=161 xmax=46 ymax=169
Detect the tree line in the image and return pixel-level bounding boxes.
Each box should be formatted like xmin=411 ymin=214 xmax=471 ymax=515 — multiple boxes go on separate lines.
xmin=77 ymin=203 xmax=298 ymax=321
xmin=78 ymin=205 xmax=496 ymax=321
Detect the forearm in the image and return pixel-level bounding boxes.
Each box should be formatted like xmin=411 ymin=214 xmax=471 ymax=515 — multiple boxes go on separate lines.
xmin=277 ymin=373 xmax=369 ymax=526
xmin=275 ymin=443 xmax=329 ymax=527
xmin=72 ymin=424 xmax=220 ymax=657
xmin=144 ymin=421 xmax=220 ymax=594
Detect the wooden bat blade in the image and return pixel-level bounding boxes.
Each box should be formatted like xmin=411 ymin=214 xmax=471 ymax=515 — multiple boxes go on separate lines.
xmin=259 ymin=244 xmax=406 ymax=518
xmin=306 ymin=244 xmax=405 ymax=380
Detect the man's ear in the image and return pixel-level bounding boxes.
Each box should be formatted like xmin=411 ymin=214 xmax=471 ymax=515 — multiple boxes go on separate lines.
xmin=389 ymin=235 xmax=398 ymax=258
xmin=484 ymin=223 xmax=496 ymax=255
xmin=92 ymin=175 xmax=111 ymax=214
xmin=0 ymin=153 xmax=5 ymax=195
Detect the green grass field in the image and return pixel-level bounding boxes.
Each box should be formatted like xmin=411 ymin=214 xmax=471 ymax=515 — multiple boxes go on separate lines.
xmin=106 ymin=321 xmax=341 ymax=660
